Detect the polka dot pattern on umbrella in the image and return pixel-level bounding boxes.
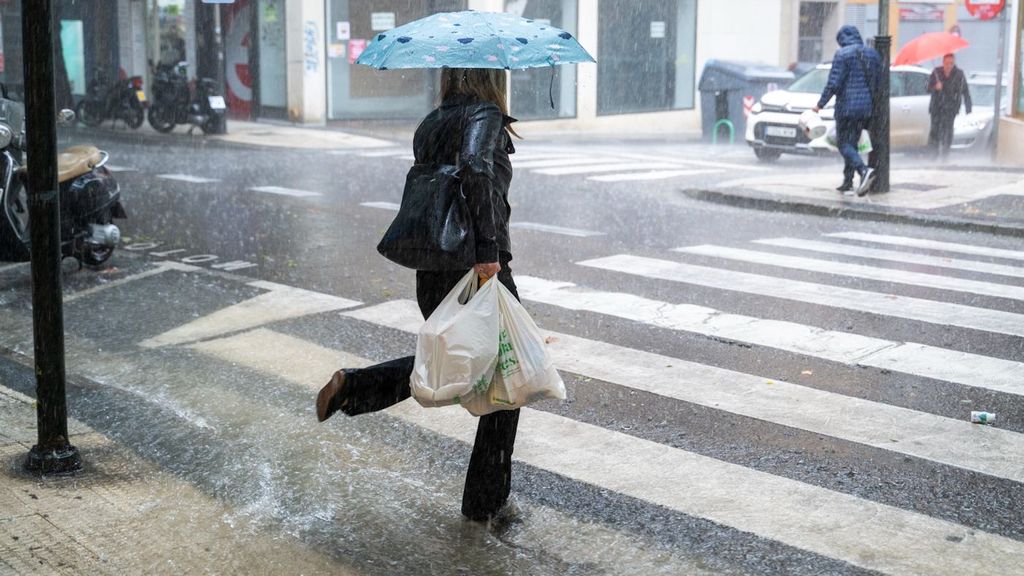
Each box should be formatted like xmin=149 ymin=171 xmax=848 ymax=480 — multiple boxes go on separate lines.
xmin=355 ymin=10 xmax=595 ymax=70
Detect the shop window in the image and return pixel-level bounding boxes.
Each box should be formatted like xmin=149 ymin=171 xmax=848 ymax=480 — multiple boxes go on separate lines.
xmin=1017 ymin=22 xmax=1024 ymax=117
xmin=597 ymin=0 xmax=697 ymax=116
xmin=506 ymin=0 xmax=577 ymax=121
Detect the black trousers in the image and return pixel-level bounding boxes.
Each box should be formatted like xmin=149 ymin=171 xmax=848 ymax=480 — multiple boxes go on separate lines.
xmin=339 ymin=254 xmax=520 ymax=520
xmin=836 ymin=117 xmax=869 ymax=183
xmin=928 ymin=111 xmax=956 ymax=158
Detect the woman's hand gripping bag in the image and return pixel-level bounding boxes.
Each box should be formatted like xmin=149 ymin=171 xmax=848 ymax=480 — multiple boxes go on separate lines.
xmin=461 ymin=282 xmax=566 ymax=417
xmin=410 ymin=270 xmax=500 ymax=408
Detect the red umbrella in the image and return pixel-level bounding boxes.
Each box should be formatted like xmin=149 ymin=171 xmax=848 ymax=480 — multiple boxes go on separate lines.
xmin=894 ymin=32 xmax=970 ymax=66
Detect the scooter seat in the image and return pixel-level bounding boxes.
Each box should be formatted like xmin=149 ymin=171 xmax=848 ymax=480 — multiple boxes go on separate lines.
xmin=57 ymin=145 xmax=103 ymax=183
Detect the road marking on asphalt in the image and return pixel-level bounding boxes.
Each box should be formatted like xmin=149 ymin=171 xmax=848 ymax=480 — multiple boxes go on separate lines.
xmin=755 ymin=237 xmax=1024 ymax=279
xmin=248 ymin=186 xmax=323 ymax=198
xmin=360 ymin=201 xmax=400 ymax=211
xmin=156 ymin=174 xmax=221 ymax=184
xmin=534 ymin=162 xmax=683 ymax=176
xmin=510 ymin=222 xmax=605 ymax=237
xmin=512 ymin=157 xmax=611 ymax=169
xmin=139 ymin=281 xmax=361 ymax=348
xmin=197 ymin=324 xmax=1024 ymax=576
xmin=674 ymin=245 xmax=1024 ymax=302
xmin=104 ymin=165 xmax=138 ymax=173
xmin=825 ymin=232 xmax=1024 ymax=263
xmin=511 ymin=276 xmax=1024 ymax=397
xmin=64 ymin=261 xmax=199 ymax=304
xmin=344 ymin=299 xmax=1024 ymax=483
xmin=588 ymin=169 xmax=723 ymax=182
xmin=580 ymin=254 xmax=1024 ymax=338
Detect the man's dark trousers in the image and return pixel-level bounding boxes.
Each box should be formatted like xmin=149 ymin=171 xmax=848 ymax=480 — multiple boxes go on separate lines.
xmin=928 ymin=111 xmax=956 ymax=158
xmin=836 ymin=117 xmax=870 ymax=183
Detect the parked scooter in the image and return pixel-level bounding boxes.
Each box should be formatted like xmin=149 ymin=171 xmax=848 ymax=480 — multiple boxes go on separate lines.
xmin=0 ymin=94 xmax=126 ymax=267
xmin=75 ymin=68 xmax=147 ymax=129
xmin=148 ymin=61 xmax=227 ymax=134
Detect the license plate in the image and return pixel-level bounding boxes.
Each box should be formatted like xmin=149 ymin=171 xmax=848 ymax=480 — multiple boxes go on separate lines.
xmin=208 ymin=96 xmax=227 ymax=110
xmin=765 ymin=125 xmax=797 ymax=138
xmin=135 ymin=90 xmax=147 ymax=103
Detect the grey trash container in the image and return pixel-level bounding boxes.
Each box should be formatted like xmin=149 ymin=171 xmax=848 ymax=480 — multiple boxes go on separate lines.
xmin=698 ymin=60 xmax=794 ymax=143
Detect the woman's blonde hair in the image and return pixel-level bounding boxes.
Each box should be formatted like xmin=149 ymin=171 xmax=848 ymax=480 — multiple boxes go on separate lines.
xmin=439 ymin=67 xmax=520 ymax=138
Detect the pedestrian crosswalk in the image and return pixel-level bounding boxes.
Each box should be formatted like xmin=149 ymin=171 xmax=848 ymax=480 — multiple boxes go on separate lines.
xmin=333 ymin=144 xmax=764 ymax=183
xmin=5 ymin=228 xmax=1024 ymax=574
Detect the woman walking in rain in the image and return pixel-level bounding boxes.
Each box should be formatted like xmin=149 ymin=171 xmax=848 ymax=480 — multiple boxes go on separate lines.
xmin=317 ymin=67 xmax=521 ymax=522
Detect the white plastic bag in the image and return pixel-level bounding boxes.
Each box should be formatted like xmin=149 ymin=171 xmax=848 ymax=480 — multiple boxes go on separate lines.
xmin=460 ymin=281 xmax=566 ymax=417
xmin=825 ymin=126 xmax=873 ymax=154
xmin=798 ymin=110 xmax=827 ymax=140
xmin=410 ymin=270 xmax=499 ymax=408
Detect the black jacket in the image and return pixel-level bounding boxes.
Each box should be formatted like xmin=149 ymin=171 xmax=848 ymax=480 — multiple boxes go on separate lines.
xmin=412 ymin=94 xmax=516 ymax=264
xmin=928 ymin=66 xmax=972 ymax=116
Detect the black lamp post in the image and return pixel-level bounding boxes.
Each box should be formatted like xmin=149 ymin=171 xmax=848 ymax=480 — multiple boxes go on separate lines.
xmin=872 ymin=0 xmax=892 ymax=193
xmin=22 ymin=0 xmax=81 ymax=475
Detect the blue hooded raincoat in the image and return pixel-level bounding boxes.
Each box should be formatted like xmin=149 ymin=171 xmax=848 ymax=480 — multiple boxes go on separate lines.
xmin=817 ymin=26 xmax=882 ymax=120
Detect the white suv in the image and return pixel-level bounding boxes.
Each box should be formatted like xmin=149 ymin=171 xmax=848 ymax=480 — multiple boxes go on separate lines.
xmin=745 ymin=63 xmax=932 ymax=161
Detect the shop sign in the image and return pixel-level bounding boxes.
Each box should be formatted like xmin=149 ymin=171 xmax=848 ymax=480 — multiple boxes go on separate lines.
xmin=371 ymin=12 xmax=396 ymax=31
xmin=650 ymin=21 xmax=666 ymax=39
xmin=965 ymin=0 xmax=1005 ymax=20
xmin=899 ymin=5 xmax=944 ymax=22
xmin=337 ymin=21 xmax=351 ymax=41
xmin=328 ymin=44 xmax=346 ymax=59
xmin=348 ymin=39 xmax=368 ymax=64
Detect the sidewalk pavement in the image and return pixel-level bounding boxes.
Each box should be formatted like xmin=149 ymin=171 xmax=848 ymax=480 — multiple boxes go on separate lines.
xmin=687 ymin=162 xmax=1024 ymax=237
xmin=0 ymin=379 xmax=351 ymax=575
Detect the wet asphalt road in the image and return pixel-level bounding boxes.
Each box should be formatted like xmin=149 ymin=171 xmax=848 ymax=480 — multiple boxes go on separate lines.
xmin=1 ymin=126 xmax=1023 ymax=575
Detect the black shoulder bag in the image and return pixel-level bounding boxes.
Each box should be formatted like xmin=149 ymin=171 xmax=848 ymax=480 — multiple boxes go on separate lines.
xmin=376 ymin=158 xmax=476 ymax=271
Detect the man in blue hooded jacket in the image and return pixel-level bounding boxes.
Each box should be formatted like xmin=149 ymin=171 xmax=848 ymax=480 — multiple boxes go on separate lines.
xmin=813 ymin=25 xmax=882 ymax=196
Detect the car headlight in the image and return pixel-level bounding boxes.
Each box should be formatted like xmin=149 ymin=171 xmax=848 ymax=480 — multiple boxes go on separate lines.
xmin=751 ymin=102 xmax=763 ymax=114
xmin=0 ymin=123 xmax=12 ymax=149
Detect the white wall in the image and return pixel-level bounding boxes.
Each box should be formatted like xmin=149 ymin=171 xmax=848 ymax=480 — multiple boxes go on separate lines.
xmin=286 ymin=0 xmax=327 ymax=124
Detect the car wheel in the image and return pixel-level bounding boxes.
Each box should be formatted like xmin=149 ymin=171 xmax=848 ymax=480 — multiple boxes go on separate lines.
xmin=753 ymin=147 xmax=782 ymax=163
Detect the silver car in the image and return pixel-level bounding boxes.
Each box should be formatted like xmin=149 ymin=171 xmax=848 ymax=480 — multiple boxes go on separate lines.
xmin=952 ymin=75 xmax=1007 ymax=151
xmin=745 ymin=63 xmax=932 ymax=161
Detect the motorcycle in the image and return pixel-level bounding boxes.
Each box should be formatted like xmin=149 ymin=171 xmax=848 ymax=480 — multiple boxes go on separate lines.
xmin=75 ymin=68 xmax=147 ymax=129
xmin=0 ymin=95 xmax=126 ymax=267
xmin=148 ymin=61 xmax=227 ymax=134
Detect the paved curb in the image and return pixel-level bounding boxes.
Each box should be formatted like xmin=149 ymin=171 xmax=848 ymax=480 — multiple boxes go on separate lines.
xmin=683 ymin=187 xmax=1024 ymax=238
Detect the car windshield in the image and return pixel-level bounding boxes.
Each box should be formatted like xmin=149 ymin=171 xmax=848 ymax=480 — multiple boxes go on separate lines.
xmin=969 ymin=84 xmax=996 ymax=108
xmin=787 ymin=68 xmax=830 ymax=94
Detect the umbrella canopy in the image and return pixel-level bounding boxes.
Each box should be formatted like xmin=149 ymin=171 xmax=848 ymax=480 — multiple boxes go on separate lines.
xmin=893 ymin=32 xmax=970 ymax=66
xmin=355 ymin=10 xmax=595 ymax=70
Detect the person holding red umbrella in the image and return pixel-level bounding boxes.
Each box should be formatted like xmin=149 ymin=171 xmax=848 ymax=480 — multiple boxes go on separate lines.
xmin=928 ymin=53 xmax=972 ymax=160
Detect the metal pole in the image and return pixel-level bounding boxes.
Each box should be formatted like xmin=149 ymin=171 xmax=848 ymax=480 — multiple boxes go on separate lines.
xmin=22 ymin=0 xmax=81 ymax=475
xmin=991 ymin=6 xmax=1008 ymax=161
xmin=873 ymin=0 xmax=892 ymax=193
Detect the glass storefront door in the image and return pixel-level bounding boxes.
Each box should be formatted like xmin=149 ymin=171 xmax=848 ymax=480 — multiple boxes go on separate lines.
xmin=256 ymin=0 xmax=287 ymax=118
xmin=505 ymin=0 xmax=577 ymax=121
xmin=597 ymin=0 xmax=696 ymax=116
xmin=326 ymin=0 xmax=464 ymax=120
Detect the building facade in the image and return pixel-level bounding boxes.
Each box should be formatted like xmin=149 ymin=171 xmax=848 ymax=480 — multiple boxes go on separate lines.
xmin=0 ymin=0 xmax=1019 ymax=154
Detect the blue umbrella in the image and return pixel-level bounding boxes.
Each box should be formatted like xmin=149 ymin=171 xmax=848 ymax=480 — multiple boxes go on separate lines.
xmin=355 ymin=10 xmax=595 ymax=70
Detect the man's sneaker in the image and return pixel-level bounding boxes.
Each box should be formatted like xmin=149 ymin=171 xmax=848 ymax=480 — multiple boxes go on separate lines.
xmin=856 ymin=167 xmax=876 ymax=197
xmin=836 ymin=181 xmax=853 ymax=193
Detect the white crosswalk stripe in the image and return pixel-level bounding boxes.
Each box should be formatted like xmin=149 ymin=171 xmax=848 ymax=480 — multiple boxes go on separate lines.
xmin=825 ymin=232 xmax=1024 ymax=262
xmin=515 ymin=275 xmax=1024 ymax=397
xmin=675 ymin=244 xmax=1024 ymax=302
xmin=342 ymin=299 xmax=1024 ymax=483
xmin=579 ymin=253 xmax=1024 ymax=337
xmin=755 ymin=237 xmax=1024 ymax=279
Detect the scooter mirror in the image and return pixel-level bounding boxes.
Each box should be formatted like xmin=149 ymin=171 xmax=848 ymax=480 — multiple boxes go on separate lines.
xmin=57 ymin=109 xmax=76 ymax=126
